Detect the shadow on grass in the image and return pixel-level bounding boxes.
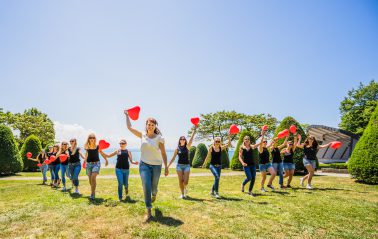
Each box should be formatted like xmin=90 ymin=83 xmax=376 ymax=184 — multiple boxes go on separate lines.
xmin=271 ymin=191 xmax=290 ymax=195
xmin=291 ymin=187 xmax=351 ymax=192
xmin=122 ymin=196 xmax=138 ymax=204
xmin=183 ymin=196 xmax=205 ymax=202
xmin=151 ymin=208 xmax=184 ymax=227
xmin=218 ymin=196 xmax=243 ymax=201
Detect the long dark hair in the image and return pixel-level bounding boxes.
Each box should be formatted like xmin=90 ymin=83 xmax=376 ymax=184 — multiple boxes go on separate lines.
xmin=177 ymin=136 xmax=187 ymax=148
xmin=304 ymin=136 xmax=318 ymax=149
xmin=145 ymin=118 xmax=162 ymax=135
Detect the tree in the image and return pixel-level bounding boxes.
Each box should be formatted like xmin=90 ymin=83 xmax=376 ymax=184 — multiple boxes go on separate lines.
xmin=0 ymin=124 xmax=23 ymax=174
xmin=230 ymin=130 xmax=258 ymax=170
xmin=274 ymin=116 xmax=307 ymax=172
xmin=348 ymin=105 xmax=378 ymax=184
xmin=192 ymin=143 xmax=208 ymax=168
xmin=339 ymin=80 xmax=378 ymax=136
xmin=20 ymin=135 xmax=43 ymax=172
xmin=189 ymin=146 xmax=196 ymax=166
xmin=0 ymin=108 xmax=55 ymax=148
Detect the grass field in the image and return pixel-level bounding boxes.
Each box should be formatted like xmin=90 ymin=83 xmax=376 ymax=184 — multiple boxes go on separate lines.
xmin=0 ymin=171 xmax=377 ymax=239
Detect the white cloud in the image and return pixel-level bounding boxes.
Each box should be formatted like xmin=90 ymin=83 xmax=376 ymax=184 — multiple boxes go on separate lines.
xmin=54 ymin=121 xmax=95 ymax=146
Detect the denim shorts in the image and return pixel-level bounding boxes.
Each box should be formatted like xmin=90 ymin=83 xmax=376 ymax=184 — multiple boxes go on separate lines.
xmin=283 ymin=163 xmax=295 ymax=170
xmin=176 ymin=164 xmax=190 ymax=172
xmin=86 ymin=161 xmax=101 ymax=175
xmin=259 ymin=163 xmax=272 ymax=172
xmin=303 ymin=158 xmax=316 ymax=169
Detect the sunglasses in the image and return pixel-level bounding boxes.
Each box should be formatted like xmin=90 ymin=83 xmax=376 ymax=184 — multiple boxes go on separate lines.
xmin=289 ymin=144 xmax=293 ymax=146
xmin=89 ymin=137 xmax=96 ymax=139
xmin=119 ymin=142 xmax=126 ymax=145
xmin=70 ymin=140 xmax=75 ymax=143
xmin=180 ymin=138 xmax=186 ymax=141
xmin=215 ymin=141 xmax=221 ymax=143
xmin=62 ymin=143 xmax=68 ymax=145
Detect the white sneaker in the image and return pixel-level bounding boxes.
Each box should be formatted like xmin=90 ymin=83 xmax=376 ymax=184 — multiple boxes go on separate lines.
xmin=307 ymin=184 xmax=313 ymax=190
xmin=215 ymin=193 xmax=220 ymax=198
xmin=210 ymin=191 xmax=215 ymax=196
xmin=180 ymin=194 xmax=185 ymax=199
xmin=75 ymin=189 xmax=80 ymax=194
xmin=300 ymin=178 xmax=305 ymax=187
xmin=261 ymin=188 xmax=267 ymax=193
xmin=62 ymin=187 xmax=66 ymax=192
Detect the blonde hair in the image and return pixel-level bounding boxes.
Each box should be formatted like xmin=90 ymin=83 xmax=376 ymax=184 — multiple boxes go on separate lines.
xmin=85 ymin=133 xmax=97 ymax=149
xmin=213 ymin=137 xmax=221 ymax=146
xmin=70 ymin=138 xmax=78 ymax=155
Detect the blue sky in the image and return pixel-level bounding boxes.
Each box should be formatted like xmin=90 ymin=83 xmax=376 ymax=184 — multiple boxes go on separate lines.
xmin=0 ymin=1 xmax=377 ymax=149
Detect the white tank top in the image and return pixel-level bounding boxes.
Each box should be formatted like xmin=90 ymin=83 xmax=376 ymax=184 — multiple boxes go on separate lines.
xmin=140 ymin=134 xmax=165 ymax=165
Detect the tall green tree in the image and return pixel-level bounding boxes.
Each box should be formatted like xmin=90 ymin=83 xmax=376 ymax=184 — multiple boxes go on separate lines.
xmin=0 ymin=124 xmax=23 ymax=174
xmin=20 ymin=135 xmax=43 ymax=172
xmin=339 ymin=80 xmax=378 ymax=136
xmin=0 ymin=108 xmax=55 ymax=148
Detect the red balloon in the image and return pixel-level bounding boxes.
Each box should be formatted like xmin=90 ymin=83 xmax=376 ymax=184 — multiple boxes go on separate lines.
xmin=99 ymin=140 xmax=110 ymax=150
xmin=82 ymin=161 xmax=87 ymax=169
xmin=59 ymin=154 xmax=68 ymax=162
xmin=262 ymin=125 xmax=269 ymax=131
xmin=127 ymin=106 xmax=141 ymax=121
xmin=229 ymin=124 xmax=240 ymax=135
xmin=44 ymin=159 xmax=51 ymax=165
xmin=49 ymin=155 xmax=56 ymax=162
xmin=190 ymin=117 xmax=200 ymax=126
xmin=26 ymin=152 xmax=32 ymax=158
xmin=289 ymin=125 xmax=297 ymax=134
xmin=330 ymin=141 xmax=342 ymax=149
xmin=37 ymin=163 xmax=42 ymax=167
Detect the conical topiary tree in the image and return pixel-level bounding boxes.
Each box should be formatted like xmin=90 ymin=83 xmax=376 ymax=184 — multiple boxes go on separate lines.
xmin=192 ymin=143 xmax=208 ymax=168
xmin=20 ymin=135 xmax=42 ymax=172
xmin=348 ymin=105 xmax=378 ymax=184
xmin=0 ymin=124 xmax=23 ymax=174
xmin=274 ymin=116 xmax=307 ymax=172
xmin=189 ymin=146 xmax=196 ymax=166
xmin=230 ymin=130 xmax=257 ymax=170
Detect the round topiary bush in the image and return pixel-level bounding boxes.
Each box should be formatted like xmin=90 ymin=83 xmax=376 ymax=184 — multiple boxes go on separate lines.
xmin=192 ymin=143 xmax=208 ymax=168
xmin=348 ymin=105 xmax=378 ymax=184
xmin=274 ymin=116 xmax=307 ymax=172
xmin=230 ymin=130 xmax=257 ymax=170
xmin=20 ymin=135 xmax=42 ymax=172
xmin=0 ymin=124 xmax=23 ymax=175
xmin=189 ymin=146 xmax=196 ymax=166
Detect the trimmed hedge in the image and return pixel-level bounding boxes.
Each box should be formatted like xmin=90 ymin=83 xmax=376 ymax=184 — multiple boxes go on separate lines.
xmin=192 ymin=143 xmax=208 ymax=168
xmin=230 ymin=130 xmax=257 ymax=170
xmin=0 ymin=124 xmax=23 ymax=174
xmin=274 ymin=116 xmax=307 ymax=172
xmin=20 ymin=135 xmax=42 ymax=172
xmin=203 ymin=149 xmax=230 ymax=169
xmin=189 ymin=146 xmax=196 ymax=166
xmin=348 ymin=105 xmax=378 ymax=184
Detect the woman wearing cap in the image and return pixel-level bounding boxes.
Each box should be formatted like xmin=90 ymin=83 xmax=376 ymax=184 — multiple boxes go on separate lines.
xmin=84 ymin=133 xmax=109 ymax=200
xmin=167 ymin=126 xmax=197 ymax=199
xmin=258 ymin=131 xmax=276 ymax=192
xmin=102 ymin=139 xmax=139 ymax=201
xmin=296 ymin=135 xmax=331 ymax=189
xmin=202 ymin=135 xmax=231 ymax=198
xmin=68 ymin=139 xmax=86 ymax=194
xmin=125 ymin=111 xmax=168 ymax=222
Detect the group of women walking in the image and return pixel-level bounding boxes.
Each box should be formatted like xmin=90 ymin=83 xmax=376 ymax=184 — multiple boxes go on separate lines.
xmin=29 ymin=111 xmax=330 ymax=222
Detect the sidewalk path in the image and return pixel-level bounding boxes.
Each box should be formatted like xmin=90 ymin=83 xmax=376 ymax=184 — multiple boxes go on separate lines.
xmin=0 ymin=171 xmax=351 ymax=181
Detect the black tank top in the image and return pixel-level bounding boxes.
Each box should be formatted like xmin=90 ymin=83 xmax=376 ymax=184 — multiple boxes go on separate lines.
xmin=242 ymin=147 xmax=255 ymax=166
xmin=259 ymin=148 xmax=270 ymax=164
xmin=116 ymin=149 xmax=130 ymax=169
xmin=210 ymin=146 xmax=222 ymax=165
xmin=60 ymin=150 xmax=69 ymax=165
xmin=87 ymin=146 xmax=100 ymax=163
xmin=177 ymin=146 xmax=189 ymax=165
xmin=272 ymin=148 xmax=282 ymax=163
xmin=37 ymin=153 xmax=47 ymax=164
xmin=68 ymin=148 xmax=81 ymax=164
xmin=304 ymin=146 xmax=317 ymax=160
xmin=50 ymin=152 xmax=60 ymax=165
xmin=283 ymin=148 xmax=294 ymax=163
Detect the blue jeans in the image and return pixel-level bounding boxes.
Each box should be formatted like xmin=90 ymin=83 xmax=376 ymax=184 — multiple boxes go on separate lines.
xmin=51 ymin=164 xmax=60 ymax=181
xmin=39 ymin=164 xmax=48 ymax=182
xmin=48 ymin=165 xmax=54 ymax=181
xmin=242 ymin=165 xmax=256 ymax=192
xmin=209 ymin=164 xmax=221 ymax=193
xmin=115 ymin=168 xmax=130 ymax=200
xmin=69 ymin=163 xmax=81 ymax=187
xmin=272 ymin=162 xmax=284 ymax=185
xmin=60 ymin=164 xmax=70 ymax=187
xmin=139 ymin=161 xmax=162 ymax=209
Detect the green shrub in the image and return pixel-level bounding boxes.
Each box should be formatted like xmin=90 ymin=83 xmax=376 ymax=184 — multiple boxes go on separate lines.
xmin=319 ymin=163 xmax=348 ymax=169
xmin=189 ymin=146 xmax=196 ymax=166
xmin=348 ymin=105 xmax=378 ymax=184
xmin=274 ymin=116 xmax=307 ymax=172
xmin=230 ymin=130 xmax=257 ymax=170
xmin=192 ymin=143 xmax=208 ymax=168
xmin=20 ymin=135 xmax=42 ymax=172
xmin=203 ymin=148 xmax=230 ymax=169
xmin=0 ymin=124 xmax=23 ymax=174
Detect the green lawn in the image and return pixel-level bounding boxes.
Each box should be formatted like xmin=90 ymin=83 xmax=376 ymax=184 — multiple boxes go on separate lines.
xmin=0 ymin=173 xmax=377 ymax=238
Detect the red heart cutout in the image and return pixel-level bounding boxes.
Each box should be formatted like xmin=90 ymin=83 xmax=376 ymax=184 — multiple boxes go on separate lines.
xmin=229 ymin=124 xmax=240 ymax=135
xmin=277 ymin=132 xmax=285 ymax=139
xmin=49 ymin=155 xmax=56 ymax=162
xmin=82 ymin=161 xmax=87 ymax=169
xmin=191 ymin=117 xmax=200 ymax=126
xmin=26 ymin=152 xmax=32 ymax=158
xmin=99 ymin=140 xmax=110 ymax=150
xmin=282 ymin=129 xmax=290 ymax=137
xmin=44 ymin=159 xmax=51 ymax=165
xmin=262 ymin=125 xmax=269 ymax=131
xmin=330 ymin=141 xmax=342 ymax=149
xmin=37 ymin=163 xmax=42 ymax=167
xmin=59 ymin=154 xmax=68 ymax=162
xmin=127 ymin=106 xmax=141 ymax=121
xmin=289 ymin=125 xmax=297 ymax=134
